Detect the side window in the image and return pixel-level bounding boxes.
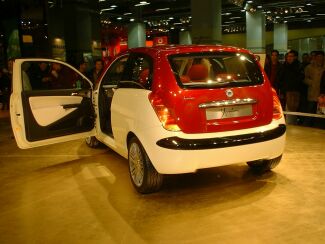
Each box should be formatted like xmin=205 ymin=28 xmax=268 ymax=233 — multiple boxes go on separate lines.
xmin=22 ymin=61 xmax=90 ymax=91
xmin=101 ymin=55 xmax=129 ymax=86
xmin=129 ymin=55 xmax=153 ymax=89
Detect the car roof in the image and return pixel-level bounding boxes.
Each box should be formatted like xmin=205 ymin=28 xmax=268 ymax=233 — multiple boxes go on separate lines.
xmin=128 ymin=44 xmax=252 ymax=56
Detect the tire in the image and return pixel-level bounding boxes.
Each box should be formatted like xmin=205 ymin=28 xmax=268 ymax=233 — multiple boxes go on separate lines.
xmin=85 ymin=136 xmax=101 ymax=148
xmin=247 ymin=155 xmax=282 ymax=173
xmin=128 ymin=137 xmax=163 ymax=193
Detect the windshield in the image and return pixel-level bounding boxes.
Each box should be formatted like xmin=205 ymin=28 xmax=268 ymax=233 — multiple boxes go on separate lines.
xmin=169 ymin=52 xmax=264 ymax=89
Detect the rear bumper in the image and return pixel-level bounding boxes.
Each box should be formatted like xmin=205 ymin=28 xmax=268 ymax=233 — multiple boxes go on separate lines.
xmin=138 ymin=121 xmax=286 ymax=174
xmin=156 ymin=124 xmax=286 ymax=150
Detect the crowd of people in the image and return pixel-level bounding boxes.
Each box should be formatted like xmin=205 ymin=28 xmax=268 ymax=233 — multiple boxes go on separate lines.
xmin=264 ymin=49 xmax=325 ymax=125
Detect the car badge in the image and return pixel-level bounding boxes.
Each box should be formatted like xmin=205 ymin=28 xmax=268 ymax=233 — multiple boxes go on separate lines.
xmin=226 ymin=89 xmax=233 ymax=98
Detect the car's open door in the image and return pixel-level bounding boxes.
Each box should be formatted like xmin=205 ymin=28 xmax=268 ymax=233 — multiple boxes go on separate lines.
xmin=10 ymin=59 xmax=96 ymax=149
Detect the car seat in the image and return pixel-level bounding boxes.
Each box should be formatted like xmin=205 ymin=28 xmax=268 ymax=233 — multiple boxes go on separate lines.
xmin=187 ymin=64 xmax=209 ymax=82
xmin=138 ymin=68 xmax=150 ymax=87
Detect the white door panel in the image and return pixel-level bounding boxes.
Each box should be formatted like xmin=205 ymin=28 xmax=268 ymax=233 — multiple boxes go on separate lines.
xmin=29 ymin=96 xmax=82 ymax=126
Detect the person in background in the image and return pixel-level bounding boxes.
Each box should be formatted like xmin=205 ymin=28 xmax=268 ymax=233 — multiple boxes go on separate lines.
xmin=264 ymin=50 xmax=283 ymax=95
xmin=298 ymin=53 xmax=311 ymax=121
xmin=309 ymin=51 xmax=317 ymax=65
xmin=0 ymin=69 xmax=11 ymax=110
xmin=90 ymin=59 xmax=104 ymax=85
xmin=304 ymin=51 xmax=325 ymax=125
xmin=4 ymin=58 xmax=14 ymax=82
xmin=318 ymin=72 xmax=325 ymax=116
xmin=78 ymin=60 xmax=89 ymax=76
xmin=264 ymin=54 xmax=271 ymax=68
xmin=49 ymin=62 xmax=76 ymax=89
xmin=75 ymin=60 xmax=90 ymax=88
xmin=301 ymin=53 xmax=310 ymax=70
xmin=28 ymin=62 xmax=51 ymax=90
xmin=278 ymin=50 xmax=304 ymax=124
xmin=0 ymin=58 xmax=14 ymax=110
xmin=321 ymin=71 xmax=325 ymax=95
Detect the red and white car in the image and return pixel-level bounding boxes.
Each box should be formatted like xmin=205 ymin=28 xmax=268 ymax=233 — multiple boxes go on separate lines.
xmin=10 ymin=45 xmax=286 ymax=193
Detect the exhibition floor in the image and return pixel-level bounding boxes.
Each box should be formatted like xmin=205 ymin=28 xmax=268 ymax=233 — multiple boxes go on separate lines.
xmin=0 ymin=110 xmax=324 ymax=243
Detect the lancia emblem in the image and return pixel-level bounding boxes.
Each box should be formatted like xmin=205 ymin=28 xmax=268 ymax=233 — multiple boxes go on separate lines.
xmin=226 ymin=89 xmax=233 ymax=98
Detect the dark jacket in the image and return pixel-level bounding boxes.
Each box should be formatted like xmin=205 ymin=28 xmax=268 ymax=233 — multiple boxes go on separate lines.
xmin=264 ymin=61 xmax=283 ymax=92
xmin=278 ymin=60 xmax=304 ymax=93
xmin=321 ymin=71 xmax=325 ymax=94
xmin=0 ymin=72 xmax=11 ymax=94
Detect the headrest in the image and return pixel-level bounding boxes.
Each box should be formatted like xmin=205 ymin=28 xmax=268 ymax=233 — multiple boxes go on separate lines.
xmin=139 ymin=68 xmax=150 ymax=85
xmin=187 ymin=64 xmax=209 ymax=81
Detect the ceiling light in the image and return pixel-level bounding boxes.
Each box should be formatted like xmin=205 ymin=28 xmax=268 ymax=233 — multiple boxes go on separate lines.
xmin=130 ymin=18 xmax=135 ymax=22
xmin=117 ymin=17 xmax=122 ymax=20
xmin=110 ymin=5 xmax=117 ymax=8
xmin=124 ymin=12 xmax=132 ymax=15
xmin=134 ymin=1 xmax=150 ymax=6
xmin=228 ymin=0 xmax=245 ymax=7
xmin=101 ymin=8 xmax=114 ymax=12
xmin=222 ymin=13 xmax=232 ymax=16
xmin=156 ymin=8 xmax=170 ymax=12
xmin=100 ymin=8 xmax=114 ymax=14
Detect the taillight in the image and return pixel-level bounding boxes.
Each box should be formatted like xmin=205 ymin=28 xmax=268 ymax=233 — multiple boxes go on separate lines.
xmin=272 ymin=89 xmax=283 ymax=120
xmin=149 ymin=93 xmax=181 ymax=132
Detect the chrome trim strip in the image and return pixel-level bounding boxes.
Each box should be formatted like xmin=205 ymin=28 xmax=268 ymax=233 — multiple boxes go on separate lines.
xmin=199 ymin=98 xmax=257 ymax=108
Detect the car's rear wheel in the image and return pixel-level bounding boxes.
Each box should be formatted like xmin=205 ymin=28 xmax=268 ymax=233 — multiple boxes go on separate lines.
xmin=247 ymin=155 xmax=282 ymax=173
xmin=128 ymin=137 xmax=163 ymax=193
xmin=85 ymin=136 xmax=101 ymax=148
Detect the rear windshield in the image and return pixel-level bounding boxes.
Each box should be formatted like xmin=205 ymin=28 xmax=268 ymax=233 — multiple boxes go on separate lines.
xmin=169 ymin=52 xmax=264 ymax=89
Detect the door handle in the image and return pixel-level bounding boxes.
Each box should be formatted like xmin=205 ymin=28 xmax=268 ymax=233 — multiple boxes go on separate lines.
xmin=62 ymin=103 xmax=80 ymax=109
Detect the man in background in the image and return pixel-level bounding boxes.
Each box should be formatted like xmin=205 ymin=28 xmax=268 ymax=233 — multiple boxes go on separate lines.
xmin=304 ymin=51 xmax=325 ymax=125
